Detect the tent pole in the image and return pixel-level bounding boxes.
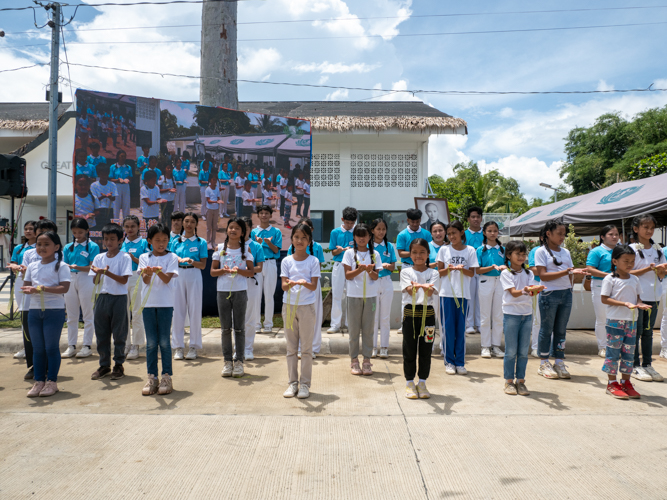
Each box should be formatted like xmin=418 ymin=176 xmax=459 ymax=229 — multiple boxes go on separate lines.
xmin=622 ymin=218 xmax=625 ymax=243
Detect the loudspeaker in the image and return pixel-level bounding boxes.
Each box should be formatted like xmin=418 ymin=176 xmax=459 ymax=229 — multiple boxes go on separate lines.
xmin=0 ymin=154 xmax=28 ymax=198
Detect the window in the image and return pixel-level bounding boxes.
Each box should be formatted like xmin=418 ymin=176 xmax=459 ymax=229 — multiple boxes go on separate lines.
xmin=350 ymin=153 xmax=418 ymax=188
xmin=358 ymin=210 xmax=409 ymax=242
xmin=310 ymin=210 xmax=335 ymax=243
xmin=311 ymin=153 xmax=340 ymax=187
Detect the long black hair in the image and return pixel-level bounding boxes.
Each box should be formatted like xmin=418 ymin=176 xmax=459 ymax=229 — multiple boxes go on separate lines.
xmin=289 ymin=222 xmax=315 ymax=257
xmin=352 ymin=223 xmax=375 ymax=267
xmin=631 ymin=213 xmax=657 ymax=259
xmin=224 ymin=216 xmax=246 ymax=260
xmin=70 ymin=217 xmax=91 ymax=254
xmin=409 ymin=238 xmax=431 ymax=266
xmin=370 ymin=218 xmax=389 ymax=249
xmin=481 ymin=221 xmax=505 ymax=254
xmin=180 ymin=212 xmax=199 ymax=242
xmin=38 ymin=231 xmax=63 ymax=271
xmin=447 ymin=220 xmax=466 ymax=244
xmin=540 ymin=219 xmax=565 ymax=266
xmin=610 ymin=244 xmax=637 ymax=278
xmin=504 ymin=240 xmax=529 ymax=275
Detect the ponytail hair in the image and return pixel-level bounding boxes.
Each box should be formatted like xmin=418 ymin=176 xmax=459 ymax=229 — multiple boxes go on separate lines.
xmin=504 ymin=240 xmax=529 ymax=275
xmin=370 ymin=218 xmax=390 ymax=249
xmin=610 ymin=244 xmax=637 ymax=278
xmin=631 ymin=213 xmax=658 ymax=259
xmin=481 ymin=221 xmax=504 ymax=254
xmin=540 ymin=219 xmax=565 ymax=266
xmin=70 ymin=217 xmax=91 ymax=253
xmin=289 ymin=223 xmax=314 ymax=257
xmin=38 ymin=231 xmax=63 ymax=271
xmin=352 ymin=223 xmax=374 ymax=267
xmin=224 ymin=217 xmax=246 ymax=260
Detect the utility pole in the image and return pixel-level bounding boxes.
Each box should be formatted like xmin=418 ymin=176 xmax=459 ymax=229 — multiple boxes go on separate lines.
xmin=46 ymin=2 xmax=61 ymax=221
xmin=200 ymin=0 xmax=238 ymax=109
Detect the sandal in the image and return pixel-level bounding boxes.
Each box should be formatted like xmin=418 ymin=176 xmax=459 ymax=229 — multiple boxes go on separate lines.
xmin=362 ymin=358 xmax=373 ymax=376
xmin=350 ymin=359 xmax=362 ymax=375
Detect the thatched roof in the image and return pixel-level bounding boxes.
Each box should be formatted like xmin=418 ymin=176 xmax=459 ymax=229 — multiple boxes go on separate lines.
xmin=0 ymin=119 xmax=50 ymax=132
xmin=302 ymin=115 xmax=467 ymax=133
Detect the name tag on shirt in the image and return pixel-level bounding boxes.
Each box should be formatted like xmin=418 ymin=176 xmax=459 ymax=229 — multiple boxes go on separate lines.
xmin=189 ymin=247 xmax=198 ymax=253
xmin=383 ymin=251 xmax=390 ymax=257
xmin=129 ymin=248 xmax=137 ymax=253
xmin=80 ymin=251 xmax=89 ymax=258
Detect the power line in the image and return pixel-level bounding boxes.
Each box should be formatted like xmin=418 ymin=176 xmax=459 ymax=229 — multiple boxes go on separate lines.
xmin=0 ymin=63 xmax=47 ymax=73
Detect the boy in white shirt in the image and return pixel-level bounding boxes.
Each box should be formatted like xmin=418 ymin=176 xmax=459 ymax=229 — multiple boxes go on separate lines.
xmin=140 ymin=170 xmax=163 ymax=226
xmin=90 ymin=163 xmax=118 ymax=230
xmin=205 ymin=176 xmax=222 ymax=249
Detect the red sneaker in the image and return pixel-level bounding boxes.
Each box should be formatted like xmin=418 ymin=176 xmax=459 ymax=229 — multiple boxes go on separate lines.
xmin=621 ymin=380 xmax=641 ymax=399
xmin=606 ymin=381 xmax=629 ymax=400
xmin=284 ymin=224 xmax=292 ymax=229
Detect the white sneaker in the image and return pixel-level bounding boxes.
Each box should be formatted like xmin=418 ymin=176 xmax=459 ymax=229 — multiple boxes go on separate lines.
xmin=397 ymin=327 xmax=402 ymax=335
xmin=379 ymin=348 xmax=388 ymax=359
xmin=481 ymin=347 xmax=491 ymax=358
xmin=531 ymin=349 xmax=539 ymax=358
xmin=632 ymin=367 xmax=653 ymax=382
xmin=371 ymin=348 xmax=377 ymax=358
xmin=283 ymin=382 xmax=298 ymax=398
xmin=297 ymin=352 xmax=302 ymax=359
xmin=465 ymin=327 xmax=476 ymax=334
xmin=126 ymin=345 xmax=139 ymax=360
xmin=297 ymin=384 xmax=310 ymax=399
xmin=232 ymin=360 xmax=244 ymax=378
xmin=245 ymin=350 xmax=254 ymax=361
xmin=221 ymin=360 xmax=233 ymax=377
xmin=13 ymin=349 xmax=26 ymax=359
xmin=202 ymin=215 xmax=206 ymax=221
xmin=598 ymin=348 xmax=606 ymax=358
xmin=456 ymin=366 xmax=467 ymax=375
xmin=327 ymin=327 xmax=341 ymax=334
xmin=61 ymin=345 xmax=77 ymax=358
xmin=491 ymin=347 xmax=505 ymax=358
xmin=645 ymin=365 xmax=664 ymax=382
xmin=538 ymin=361 xmax=559 ymax=379
xmin=263 ymin=327 xmax=273 ymax=333
xmin=184 ymin=347 xmax=197 ymax=360
xmin=660 ymin=348 xmax=667 ymax=359
xmin=445 ymin=363 xmax=456 ymax=375
xmin=173 ymin=347 xmax=184 ymax=360
xmin=553 ymin=361 xmax=571 ymax=379
xmin=312 ymin=352 xmax=317 ymax=359
xmin=76 ymin=346 xmax=93 ymax=358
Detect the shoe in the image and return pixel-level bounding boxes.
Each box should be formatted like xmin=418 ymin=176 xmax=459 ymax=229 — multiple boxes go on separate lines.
xmin=371 ymin=348 xmax=377 ymax=358
xmin=244 ymin=350 xmax=254 ymax=361
xmin=481 ymin=347 xmax=491 ymax=358
xmin=397 ymin=327 xmax=402 ymax=335
xmin=531 ymin=349 xmax=539 ymax=358
xmin=416 ymin=381 xmax=431 ymax=399
xmin=620 ymin=379 xmax=641 ymax=399
xmin=491 ymin=347 xmax=505 ymax=358
xmin=644 ymin=365 xmax=664 ymax=382
xmin=327 ymin=327 xmax=341 ymax=334
xmin=173 ymin=347 xmax=184 ymax=360
xmin=61 ymin=345 xmax=77 ymax=358
xmin=362 ymin=358 xmax=373 ymax=376
xmin=660 ymin=348 xmax=667 ymax=360
xmin=126 ymin=345 xmax=139 ymax=360
xmin=466 ymin=327 xmax=476 ymax=334
xmin=14 ymin=349 xmax=26 ymax=359
xmin=24 ymin=367 xmax=34 ymax=380
xmin=263 ymin=327 xmax=273 ymax=333
xmin=297 ymin=352 xmax=302 ymax=359
xmin=538 ymin=361 xmax=559 ymax=379
xmin=516 ymin=381 xmax=530 ymax=396
xmin=445 ymin=363 xmax=456 ymax=375
xmin=632 ymin=366 xmax=653 ymax=382
xmin=221 ymin=361 xmax=233 ymax=377
xmin=379 ymin=348 xmax=388 ymax=359
xmin=255 ymin=327 xmax=263 ymax=334
xmin=297 ymin=384 xmax=310 ymax=399
xmin=504 ymin=382 xmax=518 ymax=395
xmin=284 ymin=224 xmax=292 ymax=229
xmin=553 ymin=362 xmax=571 ymax=379
xmin=184 ymin=347 xmax=197 ymax=360
xmin=312 ymin=352 xmax=317 ymax=359
xmin=91 ymin=366 xmax=112 ymax=380
xmin=350 ymin=359 xmax=362 ymax=375
xmin=39 ymin=381 xmax=59 ymax=397
xmin=110 ymin=365 xmax=125 ymax=380
xmin=405 ymin=381 xmax=419 ymax=399
xmin=76 ymin=346 xmax=93 ymax=358
xmin=283 ymin=382 xmax=298 ymax=398
xmin=158 ymin=374 xmax=173 ymax=395
xmin=202 ymin=216 xmax=206 ymax=221
xmin=606 ymin=381 xmax=629 ymax=400
xmin=142 ymin=374 xmax=159 ymax=396
xmin=598 ymin=348 xmax=606 ymax=358
xmin=232 ymin=360 xmax=244 ymax=378
xmin=27 ymin=381 xmax=45 ymax=398
xmin=456 ymin=366 xmax=467 ymax=375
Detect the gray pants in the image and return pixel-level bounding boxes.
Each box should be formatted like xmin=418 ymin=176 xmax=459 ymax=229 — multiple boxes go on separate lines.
xmin=217 ymin=290 xmax=247 ymax=362
xmin=283 ymin=303 xmax=316 ymax=387
xmin=94 ymin=293 xmax=129 ymax=367
xmin=348 ymin=297 xmax=376 ymax=359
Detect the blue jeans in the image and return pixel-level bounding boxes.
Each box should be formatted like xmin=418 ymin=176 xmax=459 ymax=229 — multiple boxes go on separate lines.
xmin=503 ymin=313 xmax=532 ymax=380
xmin=235 ymin=196 xmax=242 ymax=216
xmin=28 ymin=309 xmax=66 ymax=382
xmin=440 ymin=297 xmax=468 ymax=367
xmin=538 ymin=289 xmax=572 ymax=360
xmin=143 ymin=307 xmax=174 ymax=376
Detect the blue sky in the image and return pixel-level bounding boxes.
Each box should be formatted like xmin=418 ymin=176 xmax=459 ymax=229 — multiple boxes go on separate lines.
xmin=2 ymin=0 xmax=667 ymax=199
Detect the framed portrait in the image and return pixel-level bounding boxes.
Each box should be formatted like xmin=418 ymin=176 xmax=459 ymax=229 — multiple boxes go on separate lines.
xmin=414 ymin=197 xmax=450 ymax=232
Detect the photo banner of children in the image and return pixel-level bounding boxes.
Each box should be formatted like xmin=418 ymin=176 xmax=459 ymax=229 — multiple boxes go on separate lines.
xmin=73 ymin=90 xmax=312 ymax=250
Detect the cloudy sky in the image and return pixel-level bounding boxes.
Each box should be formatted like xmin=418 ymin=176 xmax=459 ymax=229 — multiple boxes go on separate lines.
xmin=2 ymin=0 xmax=667 ymax=199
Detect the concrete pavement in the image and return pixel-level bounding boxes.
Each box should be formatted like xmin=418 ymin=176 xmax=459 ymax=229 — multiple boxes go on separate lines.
xmin=1 ymin=350 xmax=667 ymax=499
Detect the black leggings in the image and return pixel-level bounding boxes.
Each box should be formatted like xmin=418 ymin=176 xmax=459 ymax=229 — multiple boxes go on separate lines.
xmin=402 ymin=305 xmax=436 ymax=381
xmin=635 ymin=301 xmax=658 ymax=367
xmin=22 ymin=310 xmax=33 ymax=368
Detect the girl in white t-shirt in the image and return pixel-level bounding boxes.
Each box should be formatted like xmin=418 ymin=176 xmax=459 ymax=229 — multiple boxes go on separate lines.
xmin=601 ymin=244 xmax=651 ymax=400
xmin=436 ymin=221 xmax=478 ymax=375
xmin=400 ymin=238 xmax=439 ymax=400
xmin=343 ymin=223 xmax=383 ymax=376
xmin=138 ymin=223 xmax=179 ymax=396
xmin=534 ymin=220 xmax=588 ymax=380
xmin=22 ymin=232 xmax=71 ymax=398
xmin=211 ymin=217 xmax=255 ymax=378
xmin=500 ymin=241 xmax=545 ymax=396
xmin=280 ymin=223 xmax=321 ymax=399
xmin=628 ymin=214 xmax=667 ymax=382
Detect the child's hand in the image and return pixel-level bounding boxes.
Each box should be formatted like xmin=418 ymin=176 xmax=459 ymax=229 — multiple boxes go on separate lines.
xmin=636 ymin=303 xmax=652 ymax=311
xmin=69 ymin=264 xmax=78 ymax=271
xmin=143 ymin=267 xmax=154 ymax=277
xmin=496 ymin=265 xmax=507 ymax=271
xmin=572 ymin=268 xmax=589 ymax=275
xmin=231 ymin=266 xmax=239 ymax=274
xmin=336 ymin=246 xmax=344 ymax=251
xmin=383 ymin=263 xmax=391 ymax=269
xmin=91 ymin=265 xmax=108 ymax=275
xmin=255 ymin=236 xmax=263 ymax=244
xmin=21 ymin=286 xmax=37 ymax=295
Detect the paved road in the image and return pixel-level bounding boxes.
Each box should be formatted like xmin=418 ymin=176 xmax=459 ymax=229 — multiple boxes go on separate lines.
xmin=1 ymin=352 xmax=667 ymax=499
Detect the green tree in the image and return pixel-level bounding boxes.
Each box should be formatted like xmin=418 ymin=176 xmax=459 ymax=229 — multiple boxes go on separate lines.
xmin=253 ymin=114 xmax=283 ymax=133
xmin=193 ymin=106 xmax=253 ymax=135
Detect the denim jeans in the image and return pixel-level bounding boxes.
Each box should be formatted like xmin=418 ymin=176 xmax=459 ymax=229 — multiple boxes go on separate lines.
xmin=538 ymin=289 xmax=572 ymax=360
xmin=635 ymin=301 xmax=658 ymax=367
xmin=603 ymin=319 xmax=636 ymax=375
xmin=28 ymin=309 xmax=66 ymax=382
xmin=440 ymin=297 xmax=468 ymax=367
xmin=142 ymin=307 xmax=174 ymax=376
xmin=217 ymin=290 xmax=247 ymax=362
xmin=503 ymin=313 xmax=532 ymax=380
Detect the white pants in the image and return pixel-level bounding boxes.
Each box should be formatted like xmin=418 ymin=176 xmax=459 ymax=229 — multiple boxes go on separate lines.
xmin=64 ymin=272 xmax=95 ymax=346
xmin=259 ymin=259 xmax=277 ymax=329
xmin=661 ymin=288 xmax=667 ymax=349
xmin=127 ymin=274 xmax=146 ymax=346
xmin=244 ymin=273 xmax=263 ymax=353
xmin=330 ymin=261 xmax=347 ymax=329
xmin=479 ymin=275 xmax=504 ymax=348
xmin=531 ymin=304 xmax=541 ymax=350
xmin=172 ymin=267 xmax=203 ymax=349
xmin=114 ymin=183 xmax=131 ymax=220
xmin=200 ymin=186 xmax=207 ymax=217
xmin=466 ymin=273 xmax=481 ymax=330
xmin=373 ymin=276 xmax=393 ymax=348
xmin=432 ymin=274 xmax=445 ymax=353
xmin=299 ymin=280 xmax=324 ymax=353
xmin=590 ymin=280 xmax=607 ymax=349
xmin=219 ymin=185 xmax=230 ymax=215
xmin=174 ymin=183 xmax=187 ymax=213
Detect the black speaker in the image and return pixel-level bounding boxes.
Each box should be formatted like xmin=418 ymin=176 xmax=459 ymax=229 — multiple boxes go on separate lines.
xmin=0 ymin=154 xmax=28 ymax=198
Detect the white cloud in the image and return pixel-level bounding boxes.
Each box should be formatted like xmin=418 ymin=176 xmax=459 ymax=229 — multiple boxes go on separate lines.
xmin=293 ymin=61 xmax=379 ymax=74
xmin=478 ymin=156 xmax=563 ymax=200
xmin=374 ymin=80 xmax=422 ymax=101
xmin=368 ymin=3 xmax=412 ymax=40
xmin=161 ymin=101 xmax=196 ymax=127
xmin=238 ymin=48 xmax=282 ymax=81
xmin=428 ymin=134 xmax=470 ymax=179
xmin=325 ymin=89 xmax=349 ymax=101
xmin=597 ymin=80 xmax=615 ymax=92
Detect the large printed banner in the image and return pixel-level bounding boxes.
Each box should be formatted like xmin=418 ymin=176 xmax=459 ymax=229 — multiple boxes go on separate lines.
xmin=73 ymin=89 xmax=311 ymax=249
